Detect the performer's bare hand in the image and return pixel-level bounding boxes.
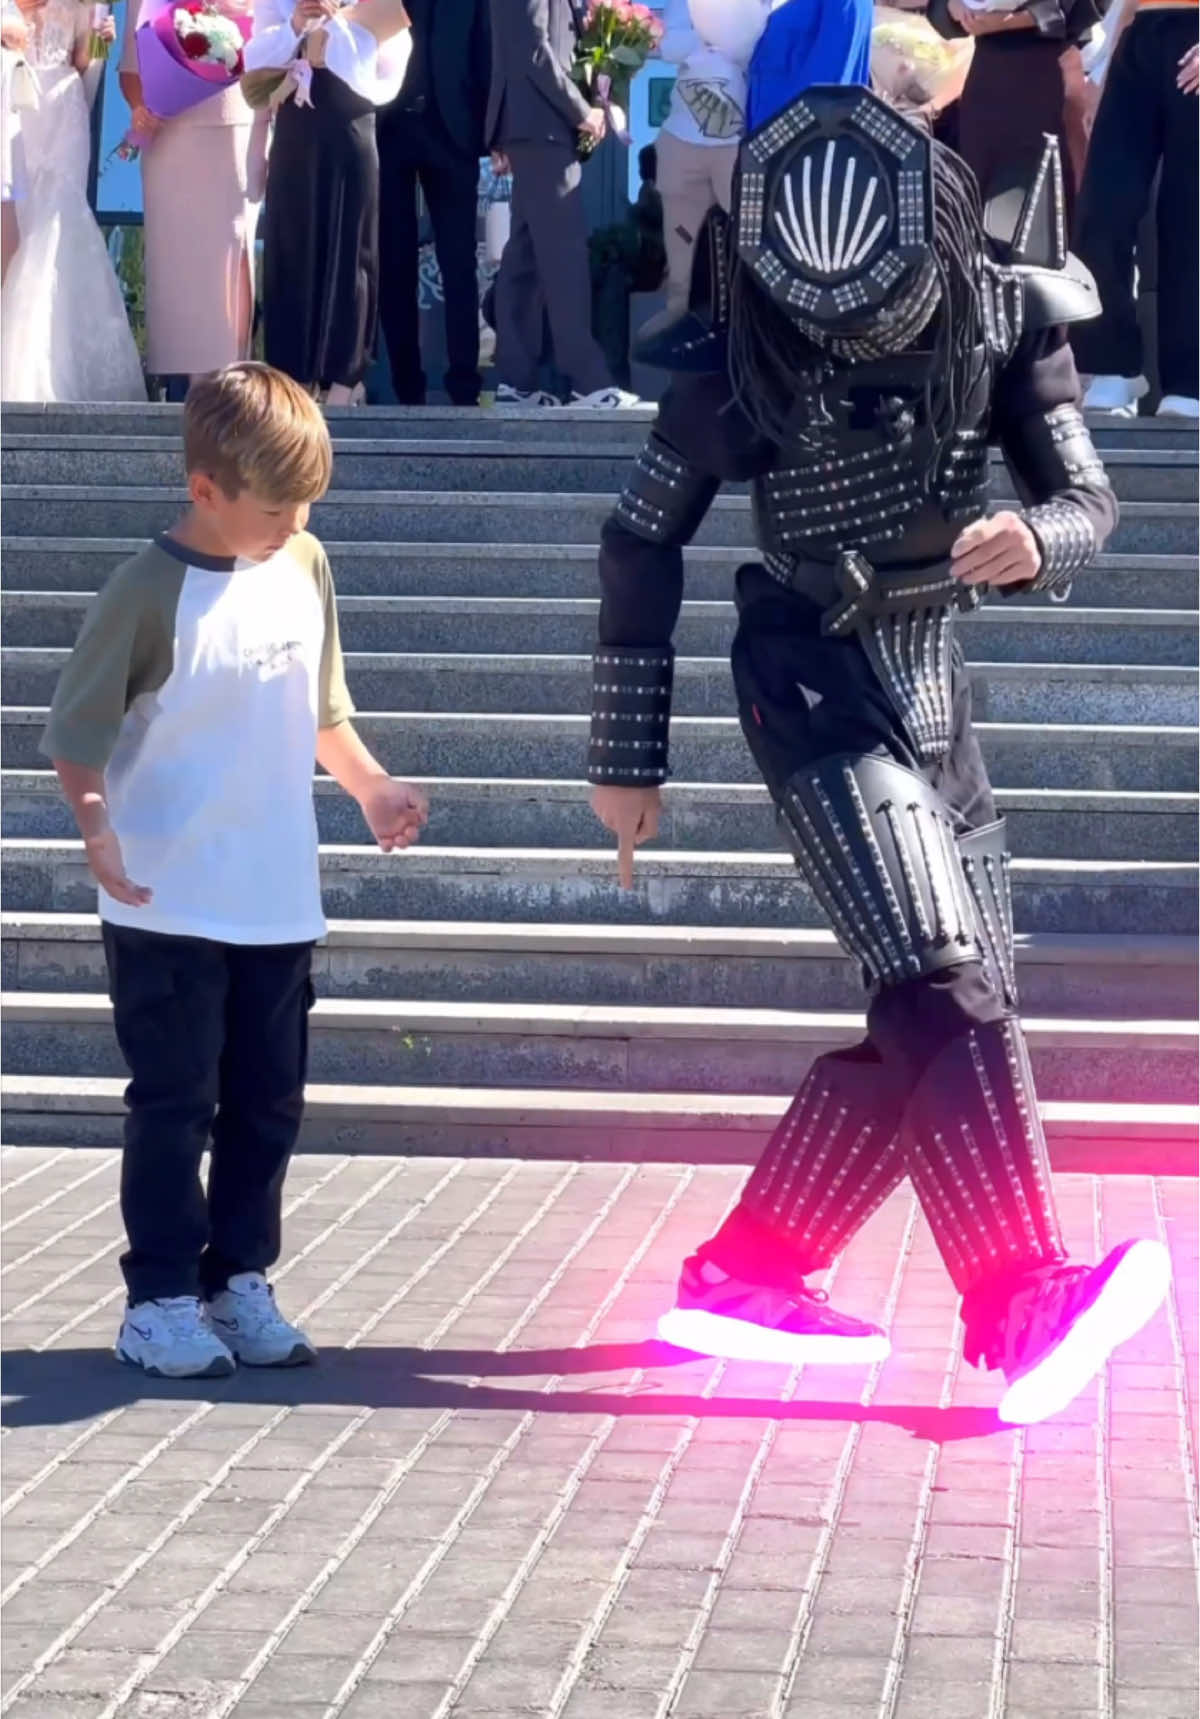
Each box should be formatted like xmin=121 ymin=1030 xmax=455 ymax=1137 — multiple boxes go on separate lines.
xmin=85 ymin=829 xmax=153 ymax=909
xmin=951 ymin=511 xmax=1041 ymax=588
xmin=591 ymin=785 xmax=661 ymax=890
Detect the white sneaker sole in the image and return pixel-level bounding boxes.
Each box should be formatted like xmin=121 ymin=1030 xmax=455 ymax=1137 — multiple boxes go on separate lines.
xmin=218 ymin=1338 xmax=316 ymax=1369
xmin=657 ymin=1305 xmax=891 ymax=1366
xmin=114 ymin=1343 xmax=235 ymax=1380
xmin=996 ymin=1239 xmax=1171 ymax=1426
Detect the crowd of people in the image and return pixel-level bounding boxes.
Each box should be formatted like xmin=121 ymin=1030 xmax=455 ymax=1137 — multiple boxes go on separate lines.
xmin=0 ymin=0 xmax=1196 ymax=411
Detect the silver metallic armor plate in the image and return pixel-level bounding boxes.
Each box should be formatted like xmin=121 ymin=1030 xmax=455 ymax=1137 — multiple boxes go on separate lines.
xmin=779 ymin=752 xmax=983 ymax=990
xmin=612 ymin=434 xmax=717 ymax=546
xmin=959 ymin=819 xmax=1018 ymax=1008
xmin=587 ymin=647 xmax=674 ymax=786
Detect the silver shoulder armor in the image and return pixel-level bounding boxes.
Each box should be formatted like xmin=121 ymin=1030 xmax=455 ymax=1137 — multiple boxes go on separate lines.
xmin=982 ymin=133 xmax=1101 ymax=344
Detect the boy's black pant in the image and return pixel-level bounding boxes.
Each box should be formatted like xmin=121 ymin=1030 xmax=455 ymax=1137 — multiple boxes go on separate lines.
xmin=1072 ymin=8 xmax=1200 ymax=400
xmin=101 ymin=925 xmax=314 ymax=1306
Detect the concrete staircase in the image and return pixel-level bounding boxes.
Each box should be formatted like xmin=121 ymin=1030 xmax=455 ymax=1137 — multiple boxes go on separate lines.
xmin=2 ymin=402 xmax=1197 ymax=1171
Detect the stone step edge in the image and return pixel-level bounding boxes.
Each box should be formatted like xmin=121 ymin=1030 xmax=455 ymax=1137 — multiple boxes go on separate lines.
xmin=2 ymin=912 xmax=1194 ymax=971
xmin=2 ymin=838 xmax=1194 ymax=886
xmin=3 ymin=1075 xmax=1195 ymax=1174
xmin=5 ymin=539 xmax=1190 ymax=570
xmin=6 ymin=991 xmax=1195 ymax=1047
xmin=3 ymin=771 xmax=1194 ymax=815
xmin=6 ymin=434 xmax=1193 ymax=468
xmin=5 ymin=708 xmax=1196 ymax=746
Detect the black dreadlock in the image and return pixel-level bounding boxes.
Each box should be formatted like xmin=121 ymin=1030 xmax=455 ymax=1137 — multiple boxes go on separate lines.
xmin=728 ymin=141 xmax=994 ymax=466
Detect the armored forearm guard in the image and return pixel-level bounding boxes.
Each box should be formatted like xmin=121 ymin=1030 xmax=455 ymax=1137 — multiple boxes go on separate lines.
xmin=611 ymin=434 xmax=718 ymax=546
xmin=1010 ymin=404 xmax=1113 ymax=598
xmin=1023 ymin=499 xmax=1099 ymax=598
xmin=587 ymin=646 xmax=674 ymax=787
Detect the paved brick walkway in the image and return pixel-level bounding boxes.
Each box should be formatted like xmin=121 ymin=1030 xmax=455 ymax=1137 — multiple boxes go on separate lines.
xmin=1 ymin=1149 xmax=1196 ymax=1719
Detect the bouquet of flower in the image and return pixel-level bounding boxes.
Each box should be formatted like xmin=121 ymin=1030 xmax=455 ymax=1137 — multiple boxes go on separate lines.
xmin=120 ymin=0 xmax=250 ymax=155
xmin=83 ymin=1 xmax=116 ymax=63
xmin=573 ymin=0 xmax=663 ymax=155
xmin=871 ymin=6 xmax=972 ymax=110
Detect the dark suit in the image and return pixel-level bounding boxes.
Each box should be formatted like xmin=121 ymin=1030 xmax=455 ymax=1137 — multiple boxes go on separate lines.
xmin=486 ymin=0 xmax=614 ymax=396
xmin=377 ymin=0 xmax=490 ymax=405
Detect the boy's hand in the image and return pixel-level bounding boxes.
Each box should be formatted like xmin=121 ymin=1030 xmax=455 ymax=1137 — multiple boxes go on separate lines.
xmin=591 ymin=784 xmax=661 ymax=890
xmin=359 ymin=778 xmax=429 ymax=852
xmin=84 ymin=829 xmax=153 ymax=907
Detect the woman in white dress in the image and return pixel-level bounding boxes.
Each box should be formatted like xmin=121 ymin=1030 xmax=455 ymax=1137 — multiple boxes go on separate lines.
xmin=1 ymin=0 xmax=145 ymax=401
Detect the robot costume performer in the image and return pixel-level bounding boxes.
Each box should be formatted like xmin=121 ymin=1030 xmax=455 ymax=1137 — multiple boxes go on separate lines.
xmin=586 ymin=86 xmax=1171 ymax=1426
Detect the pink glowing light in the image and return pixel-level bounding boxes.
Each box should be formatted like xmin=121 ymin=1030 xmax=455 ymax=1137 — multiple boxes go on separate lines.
xmin=657 ymin=1305 xmax=891 ymax=1367
xmin=997 ymin=1238 xmax=1171 ymax=1426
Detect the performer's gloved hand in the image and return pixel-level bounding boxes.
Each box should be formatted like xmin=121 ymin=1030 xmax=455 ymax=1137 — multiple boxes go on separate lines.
xmin=591 ymin=785 xmax=662 ymax=891
xmin=950 ymin=511 xmax=1041 ymax=590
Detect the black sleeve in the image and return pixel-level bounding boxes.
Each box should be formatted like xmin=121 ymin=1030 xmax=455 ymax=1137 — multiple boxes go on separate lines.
xmin=927 ymin=0 xmax=964 ymax=39
xmin=991 ymin=325 xmax=1117 ymax=599
xmin=589 ymin=371 xmax=773 ymax=788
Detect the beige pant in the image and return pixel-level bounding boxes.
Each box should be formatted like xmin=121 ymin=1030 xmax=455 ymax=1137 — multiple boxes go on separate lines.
xmin=656 ymin=130 xmax=739 ymax=311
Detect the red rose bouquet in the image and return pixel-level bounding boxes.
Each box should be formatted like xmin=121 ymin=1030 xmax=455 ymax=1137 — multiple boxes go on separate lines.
xmin=573 ymin=0 xmax=663 ymax=153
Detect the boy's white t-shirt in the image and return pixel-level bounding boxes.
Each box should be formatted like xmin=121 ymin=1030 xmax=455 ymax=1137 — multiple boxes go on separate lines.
xmin=41 ymin=532 xmax=354 ymax=946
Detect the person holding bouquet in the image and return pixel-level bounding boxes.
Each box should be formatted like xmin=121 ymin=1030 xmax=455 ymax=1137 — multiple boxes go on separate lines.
xmin=1 ymin=0 xmax=30 ymax=282
xmin=120 ymin=0 xmax=267 ymax=396
xmin=242 ymin=0 xmax=411 ymax=404
xmin=1 ymin=0 xmax=146 ymax=400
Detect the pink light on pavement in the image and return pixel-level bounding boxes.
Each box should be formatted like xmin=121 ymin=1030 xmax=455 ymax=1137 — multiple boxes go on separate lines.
xmin=997 ymin=1238 xmax=1172 ymax=1427
xmin=657 ymin=1306 xmax=891 ymax=1367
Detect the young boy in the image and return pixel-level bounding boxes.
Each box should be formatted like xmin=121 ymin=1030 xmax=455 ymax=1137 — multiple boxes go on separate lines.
xmin=43 ymin=363 xmax=428 ymax=1380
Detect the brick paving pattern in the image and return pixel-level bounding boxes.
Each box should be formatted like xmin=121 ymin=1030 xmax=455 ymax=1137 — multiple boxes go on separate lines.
xmin=0 ymin=1148 xmax=1196 ymax=1719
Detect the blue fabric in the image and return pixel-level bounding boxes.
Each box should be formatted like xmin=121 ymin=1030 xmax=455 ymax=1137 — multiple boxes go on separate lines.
xmin=746 ymin=0 xmax=874 ymax=133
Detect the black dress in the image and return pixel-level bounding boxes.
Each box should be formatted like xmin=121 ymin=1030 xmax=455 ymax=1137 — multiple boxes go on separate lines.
xmin=262 ymin=66 xmax=380 ymax=390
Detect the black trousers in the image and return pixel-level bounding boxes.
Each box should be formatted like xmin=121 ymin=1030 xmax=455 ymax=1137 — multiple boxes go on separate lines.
xmin=1073 ymin=8 xmax=1200 ymax=399
xmin=493 ymin=139 xmax=612 ymax=398
xmin=102 ymin=925 xmax=314 ymax=1305
xmin=378 ymin=117 xmax=482 ymax=406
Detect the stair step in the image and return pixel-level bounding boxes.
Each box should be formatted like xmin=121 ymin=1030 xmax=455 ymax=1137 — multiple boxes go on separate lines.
xmin=4 ymin=542 xmax=1192 ymax=610
xmin=5 ymin=913 xmax=1192 ymax=1019
xmin=7 ymin=646 xmax=1193 ymax=724
xmin=5 ymin=772 xmax=1193 ymax=861
xmin=7 ymin=595 xmax=1195 ymax=668
xmin=6 ymin=707 xmax=1194 ymax=789
xmin=3 ymin=1073 xmax=1194 ymax=1172
xmin=3 ymin=840 xmax=1193 ymax=934
xmin=5 ymin=437 xmax=1195 ymax=502
xmin=3 ymin=488 xmax=1193 ymax=554
xmin=4 ymin=992 xmax=1194 ymax=1101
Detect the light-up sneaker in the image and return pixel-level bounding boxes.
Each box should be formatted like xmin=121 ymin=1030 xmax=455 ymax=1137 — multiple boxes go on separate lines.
xmin=657 ymin=1255 xmax=891 ymax=1366
xmin=990 ymin=1240 xmax=1171 ymax=1426
xmin=115 ymin=1297 xmax=236 ymax=1378
xmin=206 ymin=1273 xmax=316 ymax=1368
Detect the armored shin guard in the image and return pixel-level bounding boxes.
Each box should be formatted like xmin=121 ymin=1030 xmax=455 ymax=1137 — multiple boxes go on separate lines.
xmin=719 ymin=1050 xmax=907 ymax=1278
xmin=901 ymin=1015 xmax=1066 ymax=1297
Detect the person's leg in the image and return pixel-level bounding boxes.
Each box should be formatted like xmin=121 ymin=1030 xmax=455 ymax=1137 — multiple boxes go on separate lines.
xmin=656 ymin=131 xmax=709 ymax=314
xmin=202 ymin=940 xmax=314 ymax=1297
xmin=492 ymin=159 xmax=545 ymax=394
xmin=1072 ymin=16 xmax=1163 ymax=388
xmin=1 ymin=199 xmax=18 ymax=284
xmin=514 ymin=140 xmax=614 ymax=398
xmin=1155 ymin=13 xmax=1199 ymax=403
xmin=377 ymin=128 xmax=425 ymax=405
xmin=423 ymin=154 xmax=484 ymax=406
xmin=102 ymin=924 xmax=227 ymax=1304
xmin=707 ymin=139 xmax=738 ymax=216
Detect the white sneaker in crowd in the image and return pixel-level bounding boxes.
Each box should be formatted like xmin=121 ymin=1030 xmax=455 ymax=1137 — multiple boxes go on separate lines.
xmin=207 ymin=1272 xmax=317 ymax=1368
xmin=568 ymin=387 xmax=642 ymax=409
xmin=495 ymin=383 xmax=559 ymax=407
xmin=1157 ymin=395 xmax=1200 ymax=419
xmin=115 ymin=1296 xmax=236 ymax=1379
xmin=1083 ymin=374 xmax=1148 ymax=416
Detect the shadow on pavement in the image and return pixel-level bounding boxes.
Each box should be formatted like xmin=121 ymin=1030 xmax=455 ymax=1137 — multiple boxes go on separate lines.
xmin=1 ymin=1339 xmax=1003 ymax=1443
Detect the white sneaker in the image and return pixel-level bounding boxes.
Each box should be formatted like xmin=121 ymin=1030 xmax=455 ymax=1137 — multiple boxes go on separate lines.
xmin=1083 ymin=374 xmax=1148 ymax=416
xmin=207 ymin=1273 xmax=316 ymax=1368
xmin=495 ymin=383 xmax=559 ymax=407
xmin=1157 ymin=394 xmax=1200 ymax=420
xmin=568 ymin=387 xmax=642 ymax=409
xmin=115 ymin=1297 xmax=236 ymax=1379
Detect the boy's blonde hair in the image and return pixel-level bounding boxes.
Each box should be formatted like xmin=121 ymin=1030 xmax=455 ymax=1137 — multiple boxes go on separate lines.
xmin=183 ymin=364 xmax=333 ymax=503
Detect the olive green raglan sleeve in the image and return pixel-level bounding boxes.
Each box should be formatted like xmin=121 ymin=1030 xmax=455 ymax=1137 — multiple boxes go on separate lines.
xmin=295 ymin=534 xmax=354 ymax=728
xmin=39 ymin=543 xmax=182 ymax=771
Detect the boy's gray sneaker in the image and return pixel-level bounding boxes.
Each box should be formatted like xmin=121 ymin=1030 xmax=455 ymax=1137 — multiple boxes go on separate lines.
xmin=115 ymin=1296 xmax=236 ymax=1378
xmin=207 ymin=1272 xmax=316 ymax=1367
